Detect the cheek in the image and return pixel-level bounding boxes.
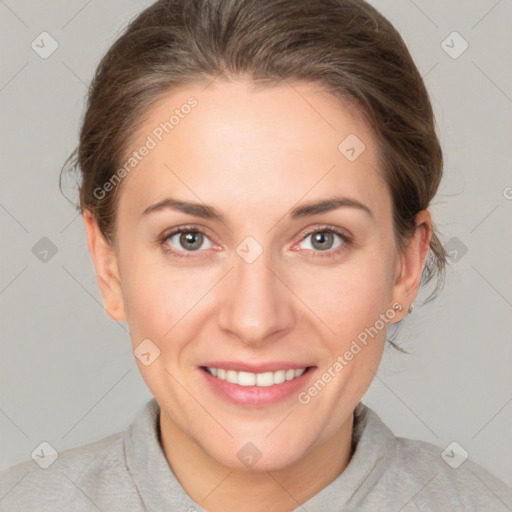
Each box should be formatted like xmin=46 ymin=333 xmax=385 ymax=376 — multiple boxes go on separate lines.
xmin=118 ymin=251 xmax=220 ymax=354
xmin=117 ymin=248 xmax=186 ymax=342
xmin=118 ymin=229 xmax=398 ymax=350
xmin=125 ymin=279 xmax=184 ymax=342
xmin=292 ymin=251 xmax=396 ymax=338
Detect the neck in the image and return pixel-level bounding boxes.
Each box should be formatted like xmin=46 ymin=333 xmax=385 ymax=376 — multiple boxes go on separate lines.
xmin=159 ymin=411 xmax=354 ymax=512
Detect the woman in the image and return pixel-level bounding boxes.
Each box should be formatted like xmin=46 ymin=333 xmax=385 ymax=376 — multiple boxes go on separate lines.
xmin=1 ymin=0 xmax=510 ymax=510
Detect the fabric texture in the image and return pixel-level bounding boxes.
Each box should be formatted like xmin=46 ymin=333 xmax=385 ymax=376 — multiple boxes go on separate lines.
xmin=1 ymin=398 xmax=511 ymax=511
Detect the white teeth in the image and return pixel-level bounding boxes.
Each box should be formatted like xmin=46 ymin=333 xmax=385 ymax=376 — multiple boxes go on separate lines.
xmin=226 ymin=370 xmax=237 ymax=384
xmin=205 ymin=366 xmax=308 ymax=386
xmin=273 ymin=370 xmax=286 ymax=384
xmin=256 ymin=372 xmax=274 ymax=387
xmin=237 ymin=371 xmax=256 ymax=386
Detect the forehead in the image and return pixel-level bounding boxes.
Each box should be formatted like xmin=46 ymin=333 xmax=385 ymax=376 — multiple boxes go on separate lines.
xmin=116 ymin=80 xmax=390 ymax=223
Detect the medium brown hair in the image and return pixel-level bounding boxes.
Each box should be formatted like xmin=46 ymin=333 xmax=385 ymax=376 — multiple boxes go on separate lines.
xmin=61 ymin=0 xmax=446 ymax=325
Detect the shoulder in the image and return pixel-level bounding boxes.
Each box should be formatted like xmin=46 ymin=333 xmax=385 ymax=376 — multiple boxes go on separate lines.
xmin=398 ymin=437 xmax=511 ymax=509
xmin=0 ymin=431 xmax=142 ymax=511
xmin=353 ymin=404 xmax=512 ymax=511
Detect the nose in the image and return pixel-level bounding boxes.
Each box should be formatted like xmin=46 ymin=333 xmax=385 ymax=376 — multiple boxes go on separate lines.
xmin=217 ymin=242 xmax=296 ymax=347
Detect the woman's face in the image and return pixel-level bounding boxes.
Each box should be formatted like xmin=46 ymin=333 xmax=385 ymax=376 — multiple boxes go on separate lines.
xmin=85 ymin=80 xmax=428 ymax=471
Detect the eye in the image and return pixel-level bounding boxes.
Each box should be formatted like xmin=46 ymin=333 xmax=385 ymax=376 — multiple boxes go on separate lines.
xmin=159 ymin=224 xmax=352 ymax=260
xmin=160 ymin=226 xmax=214 ymax=258
xmin=296 ymin=227 xmax=351 ymax=258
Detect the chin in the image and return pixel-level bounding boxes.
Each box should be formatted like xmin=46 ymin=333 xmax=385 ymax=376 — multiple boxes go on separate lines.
xmin=199 ymin=434 xmax=312 ymax=472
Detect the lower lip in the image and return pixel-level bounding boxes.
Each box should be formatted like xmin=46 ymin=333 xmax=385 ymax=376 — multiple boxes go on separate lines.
xmin=199 ymin=367 xmax=315 ymax=407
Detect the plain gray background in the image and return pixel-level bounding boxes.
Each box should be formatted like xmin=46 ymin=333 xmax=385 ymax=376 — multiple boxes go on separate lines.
xmin=1 ymin=0 xmax=511 ymax=488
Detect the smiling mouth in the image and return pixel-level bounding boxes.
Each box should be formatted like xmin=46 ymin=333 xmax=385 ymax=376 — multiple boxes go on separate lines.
xmin=201 ymin=366 xmax=312 ymax=387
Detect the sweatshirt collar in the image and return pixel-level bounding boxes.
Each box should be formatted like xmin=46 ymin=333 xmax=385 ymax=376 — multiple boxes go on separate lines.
xmin=124 ymin=398 xmax=396 ymax=511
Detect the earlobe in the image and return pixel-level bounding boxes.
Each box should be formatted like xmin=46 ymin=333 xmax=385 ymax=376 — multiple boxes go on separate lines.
xmin=390 ymin=210 xmax=432 ymax=321
xmin=83 ymin=209 xmax=127 ymax=323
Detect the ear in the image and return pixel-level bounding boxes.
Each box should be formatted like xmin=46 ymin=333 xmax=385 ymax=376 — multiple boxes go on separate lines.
xmin=390 ymin=210 xmax=432 ymax=321
xmin=83 ymin=209 xmax=127 ymax=323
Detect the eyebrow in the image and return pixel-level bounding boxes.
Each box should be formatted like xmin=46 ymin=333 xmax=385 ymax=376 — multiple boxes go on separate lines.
xmin=141 ymin=196 xmax=373 ymax=221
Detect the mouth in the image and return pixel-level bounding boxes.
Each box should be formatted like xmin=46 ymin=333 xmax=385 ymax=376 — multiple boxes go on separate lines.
xmin=198 ymin=364 xmax=316 ymax=407
xmin=201 ymin=366 xmax=311 ymax=386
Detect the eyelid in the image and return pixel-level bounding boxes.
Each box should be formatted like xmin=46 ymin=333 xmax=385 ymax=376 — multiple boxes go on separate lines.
xmin=291 ymin=224 xmax=353 ymax=256
xmin=159 ymin=224 xmax=218 ymax=251
xmin=158 ymin=223 xmax=353 ymax=259
xmin=296 ymin=223 xmax=353 ymax=243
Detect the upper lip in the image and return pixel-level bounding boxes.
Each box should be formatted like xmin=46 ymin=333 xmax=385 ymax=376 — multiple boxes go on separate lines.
xmin=201 ymin=361 xmax=314 ymax=373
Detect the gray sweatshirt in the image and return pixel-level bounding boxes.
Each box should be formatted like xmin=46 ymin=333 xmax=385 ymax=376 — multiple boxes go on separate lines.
xmin=0 ymin=399 xmax=511 ymax=511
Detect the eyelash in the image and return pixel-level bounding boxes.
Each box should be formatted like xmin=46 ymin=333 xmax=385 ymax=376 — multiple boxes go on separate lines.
xmin=158 ymin=224 xmax=353 ymax=260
